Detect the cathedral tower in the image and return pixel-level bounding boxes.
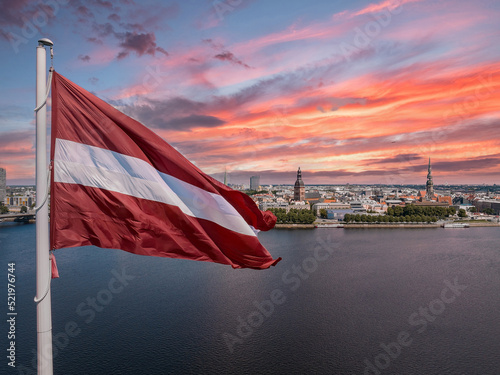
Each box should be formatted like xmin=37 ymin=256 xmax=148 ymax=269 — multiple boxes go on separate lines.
xmin=294 ymin=167 xmax=305 ymax=201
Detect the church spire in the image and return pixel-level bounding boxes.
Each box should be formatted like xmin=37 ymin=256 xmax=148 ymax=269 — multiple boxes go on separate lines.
xmin=426 ymin=157 xmax=434 ymax=200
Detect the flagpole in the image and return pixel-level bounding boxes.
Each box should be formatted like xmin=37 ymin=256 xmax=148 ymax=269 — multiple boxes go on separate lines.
xmin=35 ymin=38 xmax=53 ymax=375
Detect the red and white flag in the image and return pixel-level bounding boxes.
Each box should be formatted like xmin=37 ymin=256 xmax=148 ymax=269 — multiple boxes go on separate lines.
xmin=50 ymin=71 xmax=280 ymax=269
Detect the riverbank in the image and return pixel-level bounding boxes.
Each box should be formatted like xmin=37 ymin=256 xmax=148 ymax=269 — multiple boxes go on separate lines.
xmin=274 ymin=223 xmax=440 ymax=229
xmin=274 ymin=224 xmax=316 ymax=229
xmin=466 ymin=222 xmax=500 ymax=227
xmin=343 ymin=222 xmax=500 ymax=228
xmin=273 ymin=222 xmax=500 ymax=229
xmin=344 ymin=223 xmax=440 ymax=228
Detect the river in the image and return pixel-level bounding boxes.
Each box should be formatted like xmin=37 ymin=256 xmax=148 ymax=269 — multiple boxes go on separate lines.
xmin=1 ymin=222 xmax=500 ymax=374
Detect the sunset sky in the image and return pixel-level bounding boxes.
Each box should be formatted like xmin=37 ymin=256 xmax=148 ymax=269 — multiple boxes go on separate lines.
xmin=1 ymin=0 xmax=499 ymax=185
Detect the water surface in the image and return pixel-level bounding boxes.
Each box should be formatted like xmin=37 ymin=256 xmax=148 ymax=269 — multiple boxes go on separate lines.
xmin=1 ymin=223 xmax=499 ymax=374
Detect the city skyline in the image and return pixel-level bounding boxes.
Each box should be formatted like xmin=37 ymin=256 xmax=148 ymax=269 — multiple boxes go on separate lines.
xmin=2 ymin=160 xmax=500 ymax=188
xmin=1 ymin=0 xmax=500 ymax=185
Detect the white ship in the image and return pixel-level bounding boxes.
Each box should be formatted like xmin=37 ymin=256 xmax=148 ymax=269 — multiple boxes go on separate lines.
xmin=315 ymin=223 xmax=344 ymax=228
xmin=443 ymin=223 xmax=470 ymax=228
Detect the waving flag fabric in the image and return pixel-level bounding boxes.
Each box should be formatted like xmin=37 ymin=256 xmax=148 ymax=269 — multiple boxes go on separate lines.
xmin=50 ymin=71 xmax=280 ymax=269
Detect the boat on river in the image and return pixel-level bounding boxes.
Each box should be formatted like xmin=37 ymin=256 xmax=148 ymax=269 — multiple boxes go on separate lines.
xmin=315 ymin=223 xmax=344 ymax=228
xmin=443 ymin=223 xmax=470 ymax=228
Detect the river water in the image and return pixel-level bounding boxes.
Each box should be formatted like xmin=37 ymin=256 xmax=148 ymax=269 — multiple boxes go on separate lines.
xmin=1 ymin=222 xmax=500 ymax=374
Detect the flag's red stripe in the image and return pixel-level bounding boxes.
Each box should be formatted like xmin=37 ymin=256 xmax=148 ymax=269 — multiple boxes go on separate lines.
xmin=51 ymin=71 xmax=276 ymax=232
xmin=51 ymin=183 xmax=280 ymax=269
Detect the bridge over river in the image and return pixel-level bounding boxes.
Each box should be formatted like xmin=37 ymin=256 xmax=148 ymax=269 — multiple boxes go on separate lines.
xmin=0 ymin=212 xmax=36 ymax=222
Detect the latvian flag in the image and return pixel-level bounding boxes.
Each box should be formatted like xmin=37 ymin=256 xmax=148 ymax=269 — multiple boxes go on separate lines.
xmin=50 ymin=71 xmax=280 ymax=269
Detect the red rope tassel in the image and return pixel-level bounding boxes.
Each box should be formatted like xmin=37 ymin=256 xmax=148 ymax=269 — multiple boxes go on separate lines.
xmin=51 ymin=253 xmax=59 ymax=279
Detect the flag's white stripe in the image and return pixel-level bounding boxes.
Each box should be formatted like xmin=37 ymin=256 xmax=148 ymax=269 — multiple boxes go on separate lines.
xmin=54 ymin=139 xmax=256 ymax=237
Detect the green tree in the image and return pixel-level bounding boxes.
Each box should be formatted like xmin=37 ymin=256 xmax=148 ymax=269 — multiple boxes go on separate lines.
xmin=0 ymin=204 xmax=8 ymax=214
xmin=267 ymin=208 xmax=316 ymax=224
xmin=319 ymin=209 xmax=327 ymax=219
xmin=20 ymin=205 xmax=28 ymax=213
xmin=394 ymin=206 xmax=404 ymax=216
xmin=245 ymin=190 xmax=268 ymax=196
xmin=458 ymin=209 xmax=467 ymax=218
xmin=406 ymin=205 xmax=416 ymax=216
xmin=287 ymin=210 xmax=298 ymax=223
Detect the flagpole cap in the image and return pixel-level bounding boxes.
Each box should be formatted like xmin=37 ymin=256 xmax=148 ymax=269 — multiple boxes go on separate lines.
xmin=38 ymin=38 xmax=54 ymax=47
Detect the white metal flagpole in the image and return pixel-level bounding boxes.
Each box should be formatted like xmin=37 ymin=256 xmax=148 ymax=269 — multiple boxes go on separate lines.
xmin=35 ymin=38 xmax=54 ymax=375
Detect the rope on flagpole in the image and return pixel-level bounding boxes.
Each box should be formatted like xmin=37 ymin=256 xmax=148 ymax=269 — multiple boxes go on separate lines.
xmin=33 ymin=56 xmax=53 ymax=212
xmin=34 ymin=66 xmax=53 ymax=113
xmin=34 ymin=163 xmax=51 ymax=212
xmin=34 ymin=254 xmax=52 ymax=303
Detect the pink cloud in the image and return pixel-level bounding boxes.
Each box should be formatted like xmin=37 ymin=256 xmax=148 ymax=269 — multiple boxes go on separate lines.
xmin=352 ymin=0 xmax=423 ymax=17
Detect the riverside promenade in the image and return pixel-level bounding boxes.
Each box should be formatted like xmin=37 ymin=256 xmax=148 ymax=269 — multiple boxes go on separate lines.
xmin=274 ymin=222 xmax=500 ymax=229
